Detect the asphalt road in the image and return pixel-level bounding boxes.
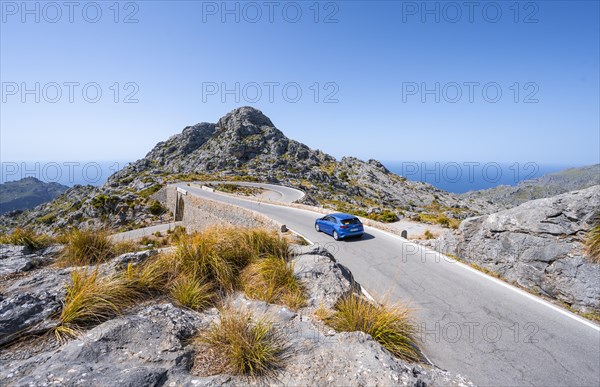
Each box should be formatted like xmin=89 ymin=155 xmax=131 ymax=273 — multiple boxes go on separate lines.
xmin=176 ymin=182 xmax=600 ymax=387
xmin=201 ymin=181 xmax=305 ymax=203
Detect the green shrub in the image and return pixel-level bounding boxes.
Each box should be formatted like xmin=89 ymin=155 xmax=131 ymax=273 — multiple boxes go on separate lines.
xmin=148 ymin=200 xmax=165 ymax=215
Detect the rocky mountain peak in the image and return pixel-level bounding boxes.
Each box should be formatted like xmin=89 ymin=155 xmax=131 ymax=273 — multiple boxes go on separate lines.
xmin=216 ymin=106 xmax=275 ymax=136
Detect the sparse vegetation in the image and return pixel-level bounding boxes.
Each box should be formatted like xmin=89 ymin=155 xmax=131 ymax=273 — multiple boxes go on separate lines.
xmin=170 ymin=275 xmax=214 ymax=311
xmin=59 ymin=229 xmax=115 ymax=266
xmin=148 ymin=199 xmax=166 ymax=215
xmin=139 ymin=184 xmax=164 ymax=199
xmin=197 ymin=308 xmax=286 ymax=376
xmin=584 ymin=218 xmax=600 ymax=263
xmin=212 ymin=183 xmax=264 ymax=197
xmin=55 ymin=269 xmax=137 ymax=341
xmin=323 ymin=293 xmax=420 ymax=362
xmin=423 ymin=229 xmax=434 ymax=240
xmin=242 ymin=256 xmax=305 ymax=310
xmin=417 ymin=213 xmax=460 ymax=229
xmin=0 ymin=228 xmax=53 ymax=250
xmin=313 ymin=302 xmax=333 ymax=321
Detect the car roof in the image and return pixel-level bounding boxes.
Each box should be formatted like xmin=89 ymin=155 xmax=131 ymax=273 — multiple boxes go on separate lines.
xmin=330 ymin=213 xmax=359 ymax=220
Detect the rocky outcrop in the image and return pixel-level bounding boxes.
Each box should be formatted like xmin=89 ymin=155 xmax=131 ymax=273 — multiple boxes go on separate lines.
xmin=438 ymin=186 xmax=600 ymax=313
xmin=0 ymin=266 xmax=72 ymax=347
xmin=0 ymin=244 xmax=61 ymax=277
xmin=0 ymin=244 xmax=473 ymax=386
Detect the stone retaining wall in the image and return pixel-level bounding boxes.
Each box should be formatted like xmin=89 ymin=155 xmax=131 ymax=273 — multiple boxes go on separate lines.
xmin=163 ymin=186 xmax=282 ymax=233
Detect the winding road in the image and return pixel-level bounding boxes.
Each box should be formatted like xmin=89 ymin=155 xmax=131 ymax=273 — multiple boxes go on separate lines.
xmin=178 ymin=182 xmax=599 ymax=386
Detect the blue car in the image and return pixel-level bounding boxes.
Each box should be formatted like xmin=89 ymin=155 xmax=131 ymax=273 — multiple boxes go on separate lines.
xmin=315 ymin=213 xmax=364 ymax=240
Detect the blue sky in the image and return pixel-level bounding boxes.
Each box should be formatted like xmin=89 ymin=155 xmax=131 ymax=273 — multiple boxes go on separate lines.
xmin=1 ymin=1 xmax=599 ymax=167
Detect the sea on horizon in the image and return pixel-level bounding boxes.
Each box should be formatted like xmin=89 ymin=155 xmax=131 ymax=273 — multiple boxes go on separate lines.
xmin=0 ymin=160 xmax=582 ymax=194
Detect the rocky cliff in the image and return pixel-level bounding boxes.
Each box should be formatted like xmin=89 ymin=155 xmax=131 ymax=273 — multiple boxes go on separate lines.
xmin=438 ymin=185 xmax=600 ymax=313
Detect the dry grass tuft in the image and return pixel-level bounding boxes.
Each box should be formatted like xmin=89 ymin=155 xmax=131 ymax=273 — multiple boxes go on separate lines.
xmin=59 ymin=229 xmax=115 ymax=266
xmin=170 ymin=274 xmax=214 ymax=311
xmin=197 ymin=308 xmax=286 ymax=376
xmin=172 ymin=227 xmax=289 ymax=292
xmin=242 ymin=256 xmax=305 ymax=310
xmin=0 ymin=228 xmax=53 ymax=250
xmin=55 ymin=269 xmax=138 ymax=341
xmin=313 ymin=302 xmax=334 ymax=321
xmin=325 ymin=293 xmax=421 ymax=362
xmin=585 ymin=220 xmax=600 ymax=263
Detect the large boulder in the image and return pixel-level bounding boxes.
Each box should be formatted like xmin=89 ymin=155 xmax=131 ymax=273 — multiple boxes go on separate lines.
xmin=439 ymin=186 xmax=600 ymax=313
xmin=1 ymin=303 xmax=213 ymax=386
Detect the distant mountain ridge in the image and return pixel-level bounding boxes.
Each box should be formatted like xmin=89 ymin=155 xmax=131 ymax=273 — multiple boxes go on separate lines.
xmin=0 ymin=177 xmax=68 ymax=215
xmin=462 ymin=164 xmax=600 ymax=208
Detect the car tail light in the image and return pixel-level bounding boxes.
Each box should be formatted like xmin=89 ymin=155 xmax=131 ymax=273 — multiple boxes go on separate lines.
xmin=340 ymin=225 xmax=349 ymax=229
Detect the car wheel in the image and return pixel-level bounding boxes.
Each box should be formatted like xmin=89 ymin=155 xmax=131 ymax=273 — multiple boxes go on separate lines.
xmin=333 ymin=231 xmax=339 ymax=240
xmin=315 ymin=223 xmax=320 ymax=232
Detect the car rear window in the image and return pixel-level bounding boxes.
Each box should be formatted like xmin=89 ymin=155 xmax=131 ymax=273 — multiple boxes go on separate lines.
xmin=342 ymin=218 xmax=361 ymax=225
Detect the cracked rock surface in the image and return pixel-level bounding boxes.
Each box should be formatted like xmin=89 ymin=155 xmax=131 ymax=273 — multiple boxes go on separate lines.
xmin=438 ymin=186 xmax=600 ymax=313
xmin=0 ymin=247 xmax=473 ymax=386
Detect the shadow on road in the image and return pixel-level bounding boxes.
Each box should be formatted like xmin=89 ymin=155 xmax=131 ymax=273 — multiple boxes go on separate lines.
xmin=343 ymin=232 xmax=375 ymax=242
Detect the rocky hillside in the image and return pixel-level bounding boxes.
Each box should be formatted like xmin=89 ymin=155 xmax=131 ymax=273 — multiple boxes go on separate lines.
xmin=438 ymin=185 xmax=600 ymax=314
xmin=0 ymin=244 xmax=472 ymax=386
xmin=0 ymin=183 xmax=167 ymax=234
xmin=462 ymin=164 xmax=600 ymax=209
xmin=1 ymin=107 xmax=497 ymax=234
xmin=109 ymin=107 xmax=495 ymax=216
xmin=0 ymin=177 xmax=68 ymax=215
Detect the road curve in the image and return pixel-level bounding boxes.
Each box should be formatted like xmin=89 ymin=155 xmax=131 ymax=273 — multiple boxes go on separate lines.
xmin=174 ymin=182 xmax=600 ymax=386
xmin=201 ymin=181 xmax=305 ymax=204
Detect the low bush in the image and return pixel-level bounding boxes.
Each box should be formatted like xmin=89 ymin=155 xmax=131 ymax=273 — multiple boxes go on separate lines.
xmin=148 ymin=200 xmax=166 ymax=215
xmin=423 ymin=230 xmax=434 ymax=240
